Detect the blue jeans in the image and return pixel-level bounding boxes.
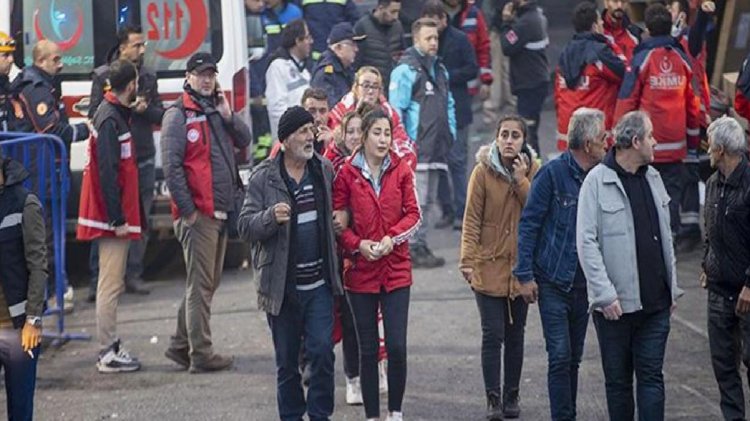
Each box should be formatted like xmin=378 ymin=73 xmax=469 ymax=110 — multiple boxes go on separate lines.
xmin=538 ymin=283 xmax=589 ymax=421
xmin=0 ymin=328 xmax=39 ymax=421
xmin=267 ymin=284 xmax=335 ymax=421
xmin=593 ymin=309 xmax=671 ymax=421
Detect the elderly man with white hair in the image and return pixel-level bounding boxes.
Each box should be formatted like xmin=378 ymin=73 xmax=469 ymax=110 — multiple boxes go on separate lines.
xmin=702 ymin=116 xmax=750 ymax=421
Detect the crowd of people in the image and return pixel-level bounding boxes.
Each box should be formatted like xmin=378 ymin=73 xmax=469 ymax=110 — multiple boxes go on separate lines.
xmin=3 ymin=0 xmax=750 ymax=420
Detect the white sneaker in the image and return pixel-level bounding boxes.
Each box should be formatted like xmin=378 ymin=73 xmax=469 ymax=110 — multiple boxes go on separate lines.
xmin=386 ymin=411 xmax=403 ymax=421
xmin=346 ymin=376 xmax=363 ymax=405
xmin=97 ymin=340 xmax=141 ymax=373
xmin=379 ymin=360 xmax=388 ymax=394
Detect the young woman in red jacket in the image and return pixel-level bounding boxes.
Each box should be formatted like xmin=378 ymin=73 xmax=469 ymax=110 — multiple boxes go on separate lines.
xmin=333 ymin=109 xmax=421 ymax=421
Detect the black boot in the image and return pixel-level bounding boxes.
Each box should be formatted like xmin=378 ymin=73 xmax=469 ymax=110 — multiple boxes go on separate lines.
xmin=486 ymin=390 xmax=503 ymax=421
xmin=410 ymin=245 xmax=445 ymax=269
xmin=503 ymin=388 xmax=520 ymax=419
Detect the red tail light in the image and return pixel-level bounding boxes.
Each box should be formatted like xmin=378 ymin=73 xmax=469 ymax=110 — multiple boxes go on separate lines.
xmin=232 ymin=68 xmax=248 ymax=112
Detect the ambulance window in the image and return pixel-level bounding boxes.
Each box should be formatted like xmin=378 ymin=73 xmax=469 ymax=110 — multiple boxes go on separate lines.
xmin=11 ymin=0 xmax=100 ymax=79
xmin=117 ymin=0 xmax=224 ymax=77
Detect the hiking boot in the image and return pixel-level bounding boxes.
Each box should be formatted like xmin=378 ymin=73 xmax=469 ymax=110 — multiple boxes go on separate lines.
xmin=486 ymin=390 xmax=503 ymax=420
xmin=346 ymin=376 xmax=363 ymax=405
xmin=165 ymin=347 xmax=190 ymax=368
xmin=97 ymin=340 xmax=141 ymax=373
xmin=410 ymin=245 xmax=445 ymax=269
xmin=189 ymin=353 xmax=233 ymax=374
xmin=503 ymin=388 xmax=520 ymax=419
xmin=125 ymin=278 xmax=151 ymax=295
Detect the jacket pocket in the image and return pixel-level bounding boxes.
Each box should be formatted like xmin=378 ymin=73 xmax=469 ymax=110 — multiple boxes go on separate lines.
xmin=600 ymin=200 xmax=626 ymax=237
xmin=479 ymin=223 xmax=501 ymax=258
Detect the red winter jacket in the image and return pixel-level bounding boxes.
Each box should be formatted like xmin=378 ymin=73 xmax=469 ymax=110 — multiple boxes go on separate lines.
xmin=736 ymin=53 xmax=750 ymax=122
xmin=333 ymin=151 xmax=421 ymax=293
xmin=679 ymin=33 xmax=710 ymax=127
xmin=554 ymin=32 xmax=626 ymax=151
xmin=614 ymin=36 xmax=700 ymax=164
xmin=602 ymin=10 xmax=642 ymax=62
xmin=451 ymin=0 xmax=492 ymax=94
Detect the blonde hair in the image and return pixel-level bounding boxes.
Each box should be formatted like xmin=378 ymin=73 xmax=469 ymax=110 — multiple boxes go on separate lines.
xmin=353 ymin=66 xmax=383 ymax=95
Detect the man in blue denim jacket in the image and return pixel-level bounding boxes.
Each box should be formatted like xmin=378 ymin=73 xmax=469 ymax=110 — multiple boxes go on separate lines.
xmin=513 ymin=108 xmax=607 ymax=421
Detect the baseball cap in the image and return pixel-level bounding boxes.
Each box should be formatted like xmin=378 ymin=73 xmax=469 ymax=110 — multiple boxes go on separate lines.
xmin=187 ymin=52 xmax=218 ymax=73
xmin=327 ymin=23 xmax=366 ymax=45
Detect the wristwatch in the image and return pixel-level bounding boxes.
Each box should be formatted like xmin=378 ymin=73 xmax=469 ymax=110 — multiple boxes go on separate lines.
xmin=26 ymin=316 xmax=42 ymax=328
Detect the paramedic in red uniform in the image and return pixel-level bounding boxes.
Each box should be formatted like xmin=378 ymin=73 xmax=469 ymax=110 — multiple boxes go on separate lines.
xmin=614 ymin=3 xmax=701 ymax=241
xmin=554 ymin=2 xmax=626 ymax=151
xmin=601 ymin=0 xmax=642 ymax=62
xmin=76 ymin=59 xmax=142 ymax=373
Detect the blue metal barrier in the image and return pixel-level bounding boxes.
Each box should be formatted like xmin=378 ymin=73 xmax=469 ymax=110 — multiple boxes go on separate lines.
xmin=0 ymin=132 xmax=91 ymax=346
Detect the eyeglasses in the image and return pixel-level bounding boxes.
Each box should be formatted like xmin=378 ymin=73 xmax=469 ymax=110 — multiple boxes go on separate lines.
xmin=358 ymin=83 xmax=381 ymax=91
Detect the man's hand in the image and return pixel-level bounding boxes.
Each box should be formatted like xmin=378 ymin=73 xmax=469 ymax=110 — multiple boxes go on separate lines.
xmin=114 ymin=224 xmax=129 ymax=237
xmin=21 ymin=321 xmax=42 ymax=352
xmin=602 ymin=299 xmax=623 ymax=320
xmin=359 ymin=239 xmax=382 ymax=261
xmin=184 ymin=211 xmax=199 ymax=227
xmin=316 ymin=125 xmax=334 ymax=147
xmin=479 ymin=84 xmax=491 ymax=100
xmin=378 ymin=236 xmax=394 ymax=256
xmin=736 ymin=287 xmax=750 ymax=315
xmin=461 ymin=267 xmax=474 ymax=283
xmin=518 ymin=280 xmax=538 ymax=304
xmin=273 ymin=203 xmax=291 ymax=224
xmin=217 ymin=94 xmax=232 ymax=121
xmin=502 ymin=2 xmax=515 ymax=21
xmin=701 ymin=1 xmax=716 ymax=14
xmin=333 ymin=210 xmax=349 ymax=235
xmin=133 ymin=96 xmax=148 ymax=114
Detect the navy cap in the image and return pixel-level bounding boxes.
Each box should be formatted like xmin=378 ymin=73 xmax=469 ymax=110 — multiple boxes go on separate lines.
xmin=187 ymin=52 xmax=218 ymax=73
xmin=327 ymin=22 xmax=366 ymax=45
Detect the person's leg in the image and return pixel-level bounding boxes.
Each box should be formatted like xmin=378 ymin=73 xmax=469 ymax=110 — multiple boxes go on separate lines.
xmin=474 ymin=291 xmax=506 ymax=393
xmin=568 ymin=286 xmax=590 ymax=419
xmin=503 ymin=296 xmax=528 ymax=417
xmin=707 ymin=290 xmax=745 ymax=420
xmin=739 ymin=306 xmax=750 ymax=420
xmin=125 ymin=158 xmax=155 ymax=290
xmin=0 ymin=328 xmax=38 ymax=421
xmin=449 ymin=127 xmax=469 ymax=227
xmin=341 ymin=292 xmax=360 ymax=380
xmin=538 ymin=282 xmax=576 ymax=421
xmin=348 ymin=291 xmax=381 ymax=419
xmin=653 ymin=163 xmax=684 ymax=236
xmin=302 ymin=285 xmax=335 ymax=421
xmin=515 ymin=84 xmax=547 ymax=154
xmin=632 ymin=309 xmax=670 ymax=421
xmin=88 ymin=240 xmax=99 ymax=301
xmin=96 ymin=238 xmax=129 ymax=349
xmin=436 ymin=168 xmax=454 ymax=228
xmin=267 ymin=295 xmax=307 ymax=421
xmin=410 ymin=169 xmax=429 ymax=249
xmin=169 ymin=220 xmax=190 ymax=356
xmin=381 ymin=287 xmax=410 ymax=414
xmin=593 ymin=312 xmax=636 ymax=421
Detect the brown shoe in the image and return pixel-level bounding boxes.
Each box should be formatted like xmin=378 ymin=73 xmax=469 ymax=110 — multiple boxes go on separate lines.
xmin=189 ymin=354 xmax=233 ymax=374
xmin=164 ymin=347 xmax=190 ymax=369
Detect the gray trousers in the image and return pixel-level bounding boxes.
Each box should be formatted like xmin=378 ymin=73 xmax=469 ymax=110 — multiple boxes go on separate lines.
xmin=170 ymin=214 xmax=228 ymax=363
xmin=411 ymin=168 xmax=443 ymax=248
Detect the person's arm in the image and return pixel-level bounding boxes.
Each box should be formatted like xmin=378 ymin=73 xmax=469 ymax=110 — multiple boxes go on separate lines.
xmin=332 ymin=168 xmax=361 ymax=254
xmin=499 ymin=15 xmax=533 ymax=57
xmin=21 ymin=194 xmax=47 ymax=318
xmin=514 ymin=160 xmax=538 ymax=204
xmin=460 ymin=166 xmax=485 ymax=271
xmin=20 ymin=85 xmax=89 ymax=145
xmin=597 ymin=43 xmax=627 ymax=83
xmin=161 ymin=108 xmax=196 ymax=218
xmin=684 ymin=65 xmax=701 ymax=151
xmin=688 ymin=8 xmax=710 ymax=59
xmin=736 ymin=56 xmax=750 ymax=122
xmin=139 ymin=73 xmax=165 ymax=125
xmin=614 ymin=62 xmax=643 ymax=124
xmin=386 ymin=164 xmax=421 ymax=245
xmin=344 ymin=0 xmax=360 ymax=25
xmin=265 ymin=60 xmax=289 ymax=139
xmin=88 ymin=71 xmax=106 ymax=119
xmin=389 ymin=64 xmax=412 ymax=122
xmin=450 ymin=37 xmax=480 ymax=85
xmin=226 ymin=113 xmax=253 ymax=148
xmin=310 ymin=68 xmax=338 ymax=109
xmin=475 ymin=10 xmax=493 ymax=85
xmin=96 ymin=119 xmax=125 ymax=226
xmin=513 ymin=166 xmax=552 ymax=283
xmin=576 ymin=173 xmax=618 ymax=309
xmin=447 ymin=82 xmax=457 ymax=141
xmin=237 ymin=169 xmax=283 ymax=242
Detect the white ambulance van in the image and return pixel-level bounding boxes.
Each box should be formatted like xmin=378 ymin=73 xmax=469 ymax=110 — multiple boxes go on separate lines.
xmin=0 ymin=0 xmax=251 ymax=269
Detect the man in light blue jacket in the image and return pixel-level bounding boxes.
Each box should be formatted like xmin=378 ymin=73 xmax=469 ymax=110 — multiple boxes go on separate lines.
xmin=576 ymin=111 xmax=682 ymax=421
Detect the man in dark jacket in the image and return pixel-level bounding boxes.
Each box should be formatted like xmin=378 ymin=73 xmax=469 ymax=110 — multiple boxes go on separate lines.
xmin=702 ymin=116 xmax=750 ymax=421
xmin=0 ymin=153 xmax=47 ymax=420
xmin=162 ymin=53 xmax=252 ymax=373
xmin=87 ymin=25 xmax=164 ymax=299
xmin=296 ymin=0 xmax=360 ymax=61
xmin=499 ymin=0 xmax=549 ymax=153
xmin=354 ymin=0 xmax=405 ymax=89
xmin=311 ymin=23 xmax=365 ymax=108
xmin=238 ymin=106 xmax=342 ymax=421
xmin=422 ymin=2 xmax=479 ymax=231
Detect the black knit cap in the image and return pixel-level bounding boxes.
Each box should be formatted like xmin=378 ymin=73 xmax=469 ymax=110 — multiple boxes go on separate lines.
xmin=278 ymin=106 xmax=314 ymax=141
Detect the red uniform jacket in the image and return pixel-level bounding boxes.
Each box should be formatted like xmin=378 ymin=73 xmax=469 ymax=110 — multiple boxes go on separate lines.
xmin=679 ymin=33 xmax=710 ymax=127
xmin=554 ymin=32 xmax=626 ymax=151
xmin=614 ymin=36 xmax=701 ymax=164
xmin=736 ymin=53 xmax=750 ymax=122
xmin=602 ymin=10 xmax=643 ymax=62
xmin=77 ymin=93 xmax=141 ymax=241
xmin=451 ymin=0 xmax=492 ymax=94
xmin=333 ymin=151 xmax=421 ymax=294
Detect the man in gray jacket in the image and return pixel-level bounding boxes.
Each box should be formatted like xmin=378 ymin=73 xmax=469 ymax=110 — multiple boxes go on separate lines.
xmin=238 ymin=106 xmax=343 ymax=421
xmin=576 ymin=111 xmax=682 ymax=421
xmin=161 ymin=53 xmax=252 ymax=373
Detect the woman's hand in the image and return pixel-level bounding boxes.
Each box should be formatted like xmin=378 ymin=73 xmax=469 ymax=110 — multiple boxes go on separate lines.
xmin=460 ymin=267 xmax=474 ymax=283
xmin=359 ymin=240 xmax=382 ymax=261
xmin=378 ymin=236 xmax=394 ymax=256
xmin=512 ymin=155 xmax=529 ymax=184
